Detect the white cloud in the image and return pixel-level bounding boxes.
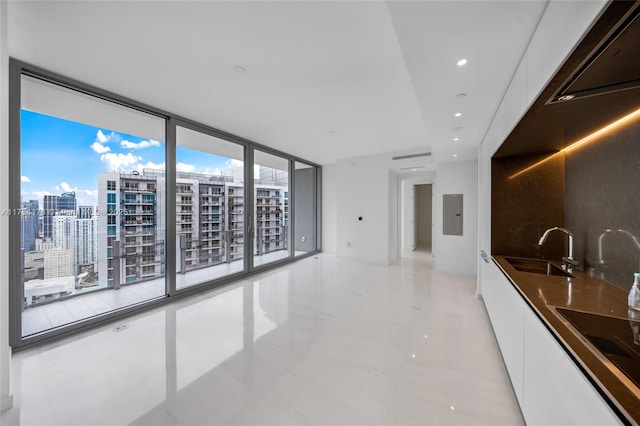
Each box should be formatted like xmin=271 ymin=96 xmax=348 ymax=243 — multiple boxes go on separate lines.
xmin=92 ymin=130 xmax=121 ymax=154
xmin=135 ymin=161 xmax=165 ymax=173
xmin=59 ymin=182 xmax=77 ymax=193
xmin=226 ymin=159 xmax=244 ymax=168
xmin=84 ymin=189 xmax=96 ymax=197
xmin=176 ymin=162 xmax=196 ymax=173
xmin=96 ymin=129 xmax=108 ymax=144
xmin=120 ymin=139 xmax=161 ymax=150
xmin=91 ymin=141 xmax=111 ymax=154
xmin=101 ymin=152 xmax=141 ymax=171
xmin=96 ymin=130 xmax=121 ymax=144
xmin=97 ymin=129 xmax=109 ymax=144
xmin=21 ymin=175 xmax=31 ymax=183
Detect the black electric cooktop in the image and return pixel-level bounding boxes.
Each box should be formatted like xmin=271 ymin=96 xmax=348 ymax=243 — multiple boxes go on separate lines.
xmin=555 ymin=307 xmax=640 ymax=390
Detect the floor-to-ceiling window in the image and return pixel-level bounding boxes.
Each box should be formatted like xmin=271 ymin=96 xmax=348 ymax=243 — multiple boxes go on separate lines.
xmin=175 ymin=124 xmax=246 ymax=290
xmin=17 ymin=74 xmax=167 ymax=338
xmin=10 ymin=60 xmax=320 ymax=348
xmin=253 ymin=150 xmax=290 ymax=267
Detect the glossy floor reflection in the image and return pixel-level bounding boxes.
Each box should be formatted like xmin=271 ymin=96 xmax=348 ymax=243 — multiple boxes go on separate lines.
xmin=3 ymin=250 xmax=524 ymax=425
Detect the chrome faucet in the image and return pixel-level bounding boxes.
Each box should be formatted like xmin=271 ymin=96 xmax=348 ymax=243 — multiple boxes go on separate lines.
xmin=598 ymin=229 xmax=640 ymax=272
xmin=538 ymin=227 xmax=579 ymax=273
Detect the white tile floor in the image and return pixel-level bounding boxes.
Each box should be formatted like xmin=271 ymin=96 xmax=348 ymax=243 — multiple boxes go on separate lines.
xmin=3 ymin=249 xmax=524 ymax=426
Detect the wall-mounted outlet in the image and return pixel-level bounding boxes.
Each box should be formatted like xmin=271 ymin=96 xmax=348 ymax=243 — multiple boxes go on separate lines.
xmin=301 ymin=236 xmax=306 ymax=242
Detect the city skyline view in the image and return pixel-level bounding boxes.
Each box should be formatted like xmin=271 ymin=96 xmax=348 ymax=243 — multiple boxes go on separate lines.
xmin=20 ymin=109 xmax=239 ymax=208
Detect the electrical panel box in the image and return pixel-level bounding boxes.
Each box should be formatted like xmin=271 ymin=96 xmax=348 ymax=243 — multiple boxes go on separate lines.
xmin=443 ymin=194 xmax=463 ymax=236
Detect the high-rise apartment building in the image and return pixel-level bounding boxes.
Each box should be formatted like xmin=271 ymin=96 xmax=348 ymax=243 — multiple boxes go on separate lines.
xmin=50 ymin=207 xmax=98 ymax=276
xmin=197 ymin=180 xmax=226 ymax=267
xmin=78 ymin=206 xmax=93 ymax=219
xmin=97 ymin=171 xmax=165 ymax=289
xmin=52 ymin=214 xmax=74 ymax=251
xmin=74 ymin=207 xmax=97 ymax=271
xmin=96 ymin=168 xmax=288 ymax=288
xmin=255 ymin=185 xmax=287 ymax=255
xmin=227 ymin=184 xmax=245 ymax=261
xmin=20 ymin=200 xmax=39 ymax=252
xmin=43 ymin=192 xmax=77 ymax=239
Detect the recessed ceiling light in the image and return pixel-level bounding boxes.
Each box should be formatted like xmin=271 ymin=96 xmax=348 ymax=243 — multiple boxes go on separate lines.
xmin=454 ymin=112 xmax=462 ymax=117
xmin=412 ymin=168 xmax=416 ymax=172
xmin=457 ymin=58 xmax=468 ymax=67
xmin=233 ymin=65 xmax=247 ymax=74
xmin=453 ymin=137 xmax=459 ymax=142
xmin=453 ymin=154 xmax=458 ymax=157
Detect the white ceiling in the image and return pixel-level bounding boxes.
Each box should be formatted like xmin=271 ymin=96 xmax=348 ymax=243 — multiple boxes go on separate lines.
xmin=7 ymin=0 xmax=548 ymax=166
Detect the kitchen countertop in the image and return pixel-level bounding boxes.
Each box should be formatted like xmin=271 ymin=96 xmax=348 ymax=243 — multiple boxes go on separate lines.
xmin=492 ymin=255 xmax=640 ymax=425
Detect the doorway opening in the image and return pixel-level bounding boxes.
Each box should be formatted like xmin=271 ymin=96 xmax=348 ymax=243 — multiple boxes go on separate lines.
xmin=399 ymin=176 xmax=433 ymax=259
xmin=414 ymin=184 xmax=433 ymax=252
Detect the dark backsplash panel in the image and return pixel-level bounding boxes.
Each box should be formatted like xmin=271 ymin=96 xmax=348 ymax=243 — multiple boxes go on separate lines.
xmin=492 ymin=154 xmax=565 ymax=260
xmin=565 ymin=118 xmax=640 ymax=291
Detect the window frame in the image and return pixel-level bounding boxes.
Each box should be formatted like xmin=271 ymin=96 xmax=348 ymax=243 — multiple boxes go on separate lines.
xmin=9 ymin=58 xmax=321 ymax=350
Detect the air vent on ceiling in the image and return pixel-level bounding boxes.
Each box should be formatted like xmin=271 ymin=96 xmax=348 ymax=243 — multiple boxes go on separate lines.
xmin=392 ymin=152 xmax=431 ymax=160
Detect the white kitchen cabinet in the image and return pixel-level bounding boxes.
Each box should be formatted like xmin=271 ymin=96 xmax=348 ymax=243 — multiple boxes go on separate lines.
xmin=522 ymin=306 xmax=620 ymax=425
xmin=481 ymin=264 xmax=621 ymax=425
xmin=480 ymin=260 xmax=525 ymax=405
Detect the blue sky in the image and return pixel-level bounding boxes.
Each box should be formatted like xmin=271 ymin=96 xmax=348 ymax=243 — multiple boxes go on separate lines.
xmin=20 ymin=110 xmax=234 ymax=207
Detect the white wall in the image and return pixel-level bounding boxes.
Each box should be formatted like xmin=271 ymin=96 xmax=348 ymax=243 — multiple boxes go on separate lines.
xmin=335 ymin=155 xmax=391 ymax=264
xmin=433 ymin=160 xmax=478 ymax=276
xmin=388 ymin=170 xmax=399 ymax=264
xmin=321 ymin=163 xmax=337 ymax=254
xmin=401 ymin=180 xmax=414 ymax=251
xmin=330 ymin=152 xmax=435 ymax=265
xmin=1 ymin=0 xmax=13 ymax=411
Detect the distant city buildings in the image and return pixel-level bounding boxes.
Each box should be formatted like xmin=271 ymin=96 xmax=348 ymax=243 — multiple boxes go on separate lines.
xmin=97 ymin=168 xmax=287 ymax=289
xmin=53 ymin=214 xmax=74 ymax=251
xmin=74 ymin=207 xmax=97 ymax=270
xmin=21 ymin=167 xmax=288 ymax=305
xmin=43 ymin=247 xmax=73 ymax=279
xmin=20 ymin=200 xmax=39 ymax=251
xmin=43 ymin=191 xmax=77 ymax=239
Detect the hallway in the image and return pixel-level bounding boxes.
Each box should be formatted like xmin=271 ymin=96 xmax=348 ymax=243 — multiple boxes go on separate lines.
xmin=2 ymin=252 xmax=523 ymax=425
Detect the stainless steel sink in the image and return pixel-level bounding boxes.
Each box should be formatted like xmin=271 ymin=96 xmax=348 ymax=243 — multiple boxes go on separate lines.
xmin=504 ymin=257 xmax=574 ymax=277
